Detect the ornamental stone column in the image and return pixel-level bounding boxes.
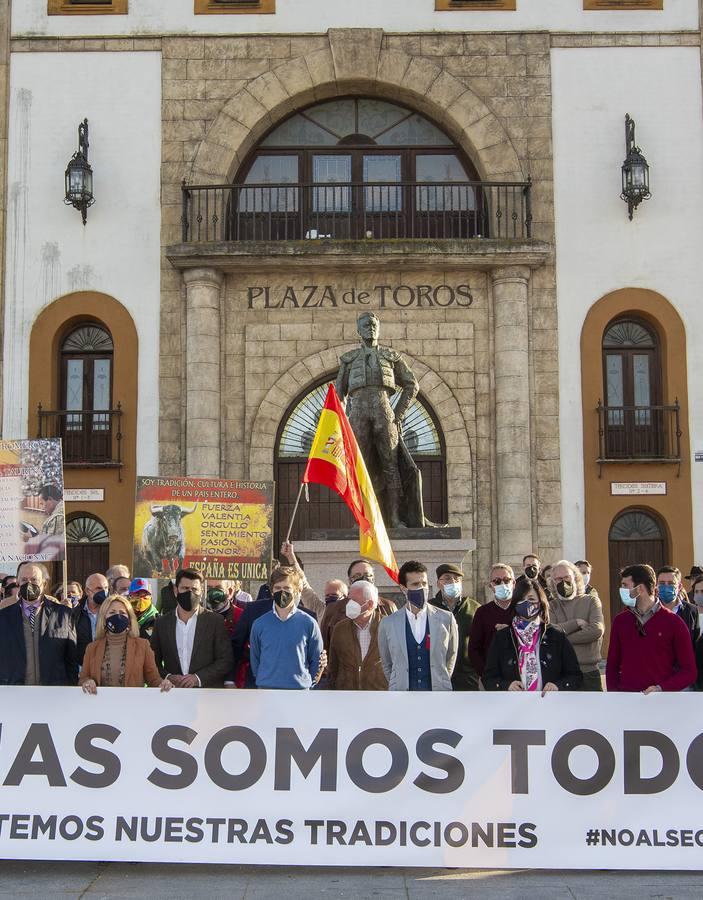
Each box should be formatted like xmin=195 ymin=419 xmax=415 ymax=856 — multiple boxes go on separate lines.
xmin=183 ymin=267 xmax=223 ymax=478
xmin=491 ymin=265 xmax=533 ymax=562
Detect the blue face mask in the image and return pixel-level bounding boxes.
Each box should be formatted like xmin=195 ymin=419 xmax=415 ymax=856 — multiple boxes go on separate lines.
xmin=658 ymin=584 xmax=676 ymax=604
xmin=442 ymin=582 xmax=461 ymax=600
xmin=619 ymin=587 xmax=637 ymax=608
xmin=406 ymin=587 xmax=428 ymax=609
xmin=514 ymin=599 xmax=540 ymax=621
xmin=495 ymin=583 xmax=513 ymax=602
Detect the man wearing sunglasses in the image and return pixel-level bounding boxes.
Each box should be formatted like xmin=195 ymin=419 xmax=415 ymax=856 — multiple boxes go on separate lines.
xmin=468 ymin=563 xmax=516 ymax=683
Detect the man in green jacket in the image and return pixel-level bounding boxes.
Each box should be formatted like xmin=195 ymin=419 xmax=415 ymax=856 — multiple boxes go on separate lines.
xmin=429 ymin=563 xmax=480 ymax=690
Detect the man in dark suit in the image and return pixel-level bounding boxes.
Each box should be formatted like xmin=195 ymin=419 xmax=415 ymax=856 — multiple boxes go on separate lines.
xmin=0 ymin=562 xmax=79 ymax=685
xmin=150 ymin=568 xmax=233 ymax=688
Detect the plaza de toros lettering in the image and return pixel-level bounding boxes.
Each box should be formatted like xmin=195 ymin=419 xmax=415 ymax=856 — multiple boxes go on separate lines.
xmin=247 ymin=283 xmax=474 ymax=310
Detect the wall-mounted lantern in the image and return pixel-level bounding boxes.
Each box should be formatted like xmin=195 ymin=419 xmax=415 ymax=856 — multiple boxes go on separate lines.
xmin=64 ymin=118 xmax=94 ymax=225
xmin=621 ymin=113 xmax=650 ymax=221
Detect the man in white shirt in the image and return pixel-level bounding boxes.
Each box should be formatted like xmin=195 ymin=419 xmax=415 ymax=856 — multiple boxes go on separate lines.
xmin=378 ymin=560 xmax=457 ymax=691
xmin=150 ymin=569 xmax=233 ymax=688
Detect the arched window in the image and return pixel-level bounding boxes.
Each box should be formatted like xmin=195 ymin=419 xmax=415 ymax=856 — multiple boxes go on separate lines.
xmin=275 ymin=379 xmax=446 ymax=546
xmin=66 ymin=513 xmax=110 ymax=587
xmin=607 ymin=508 xmax=668 ymax=622
xmin=60 ymin=322 xmax=114 ymax=463
xmin=233 ymin=97 xmax=485 ymax=240
xmin=601 ymin=317 xmax=663 ymax=459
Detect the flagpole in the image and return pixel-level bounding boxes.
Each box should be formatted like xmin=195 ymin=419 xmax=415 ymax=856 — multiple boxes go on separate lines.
xmin=285 ymin=482 xmax=306 ymax=543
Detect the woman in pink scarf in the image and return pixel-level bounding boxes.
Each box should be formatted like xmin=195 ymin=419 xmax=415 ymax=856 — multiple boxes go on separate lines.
xmin=483 ymin=579 xmax=582 ymax=694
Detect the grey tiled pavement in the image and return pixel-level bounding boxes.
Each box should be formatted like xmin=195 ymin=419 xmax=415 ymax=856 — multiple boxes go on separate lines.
xmin=0 ymin=862 xmax=701 ymax=899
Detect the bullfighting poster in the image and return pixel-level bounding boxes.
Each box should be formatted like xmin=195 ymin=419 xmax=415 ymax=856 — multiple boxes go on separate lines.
xmin=0 ymin=439 xmax=66 ymax=564
xmin=132 ymin=476 xmax=274 ymax=580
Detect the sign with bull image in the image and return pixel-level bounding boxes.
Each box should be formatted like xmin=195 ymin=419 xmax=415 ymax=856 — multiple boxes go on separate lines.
xmin=132 ymin=477 xmax=274 ymax=581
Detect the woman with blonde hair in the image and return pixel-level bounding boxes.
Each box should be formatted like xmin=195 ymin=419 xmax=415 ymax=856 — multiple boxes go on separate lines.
xmin=79 ymin=594 xmax=172 ymax=694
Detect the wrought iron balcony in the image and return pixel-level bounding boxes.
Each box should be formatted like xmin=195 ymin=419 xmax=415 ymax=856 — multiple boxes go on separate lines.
xmin=596 ymin=401 xmax=681 ymax=464
xmin=37 ymin=404 xmax=123 ymax=476
xmin=180 ymin=179 xmax=532 ymax=243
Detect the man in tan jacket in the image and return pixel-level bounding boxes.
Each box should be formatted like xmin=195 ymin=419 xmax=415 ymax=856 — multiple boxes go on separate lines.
xmin=549 ymin=560 xmax=604 ymax=691
xmin=327 ymin=580 xmax=388 ymax=691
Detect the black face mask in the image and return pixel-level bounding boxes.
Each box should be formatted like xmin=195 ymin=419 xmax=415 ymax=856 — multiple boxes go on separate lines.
xmin=274 ymin=589 xmax=293 ymax=609
xmin=556 ymin=581 xmax=575 ymax=599
xmin=19 ymin=583 xmax=42 ymax=603
xmin=206 ymin=588 xmax=228 ymax=612
xmin=524 ymin=565 xmax=539 ymax=580
xmin=92 ymin=589 xmax=108 ymax=606
xmin=106 ymin=614 xmax=129 ymax=635
xmin=177 ymin=590 xmax=195 ymax=612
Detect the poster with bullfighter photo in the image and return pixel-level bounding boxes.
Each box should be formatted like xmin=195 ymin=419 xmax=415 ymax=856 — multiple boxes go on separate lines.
xmin=132 ymin=476 xmax=274 ymax=581
xmin=0 ymin=438 xmax=66 ymax=565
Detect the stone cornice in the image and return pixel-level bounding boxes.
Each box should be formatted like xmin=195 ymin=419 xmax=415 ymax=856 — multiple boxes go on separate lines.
xmin=166 ymin=239 xmax=552 ymax=273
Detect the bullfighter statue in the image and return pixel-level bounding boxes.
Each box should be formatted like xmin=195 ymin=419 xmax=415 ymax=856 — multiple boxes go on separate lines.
xmin=336 ymin=312 xmax=428 ymax=528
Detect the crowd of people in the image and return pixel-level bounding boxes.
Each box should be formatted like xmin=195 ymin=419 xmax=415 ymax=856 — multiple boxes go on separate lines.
xmin=0 ymin=544 xmax=701 ymax=695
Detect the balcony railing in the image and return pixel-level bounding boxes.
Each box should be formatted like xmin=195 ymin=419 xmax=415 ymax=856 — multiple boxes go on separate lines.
xmin=37 ymin=404 xmax=123 ymax=477
xmin=180 ymin=179 xmax=532 ymax=243
xmin=597 ymin=401 xmax=681 ymax=463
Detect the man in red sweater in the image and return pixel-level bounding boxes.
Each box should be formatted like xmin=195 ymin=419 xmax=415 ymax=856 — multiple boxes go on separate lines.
xmin=606 ymin=563 xmax=696 ymax=693
xmin=468 ymin=562 xmax=515 ymax=681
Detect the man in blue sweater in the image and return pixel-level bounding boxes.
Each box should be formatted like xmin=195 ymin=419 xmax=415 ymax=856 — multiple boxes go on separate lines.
xmin=250 ymin=566 xmax=323 ymax=690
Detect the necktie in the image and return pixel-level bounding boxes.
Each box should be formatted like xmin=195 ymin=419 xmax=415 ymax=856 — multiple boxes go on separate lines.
xmin=28 ymin=607 xmax=36 ymax=632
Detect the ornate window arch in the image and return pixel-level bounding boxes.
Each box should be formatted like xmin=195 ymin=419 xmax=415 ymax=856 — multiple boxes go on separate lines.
xmin=274 ymin=377 xmax=447 ymax=545
xmin=66 ymin=513 xmax=110 ymax=587
xmin=232 ymin=96 xmax=486 ymax=240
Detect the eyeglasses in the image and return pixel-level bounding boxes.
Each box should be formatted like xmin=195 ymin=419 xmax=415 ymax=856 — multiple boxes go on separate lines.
xmin=491 ymin=577 xmax=512 ymax=586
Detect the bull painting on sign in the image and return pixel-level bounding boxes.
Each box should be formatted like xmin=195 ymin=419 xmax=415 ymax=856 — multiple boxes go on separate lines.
xmin=133 ymin=477 xmax=274 ymax=581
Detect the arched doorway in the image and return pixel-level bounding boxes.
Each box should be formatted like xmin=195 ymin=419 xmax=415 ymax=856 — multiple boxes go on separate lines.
xmin=66 ymin=513 xmax=110 ymax=587
xmin=274 ymin=378 xmax=447 ymax=547
xmin=608 ymin=508 xmax=668 ymax=622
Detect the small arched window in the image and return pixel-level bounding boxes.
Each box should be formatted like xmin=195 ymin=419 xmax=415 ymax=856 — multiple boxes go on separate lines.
xmin=233 ymin=97 xmax=485 ymax=240
xmin=601 ymin=317 xmax=662 ymax=458
xmin=60 ymin=323 xmax=114 ymax=463
xmin=275 ymin=379 xmax=446 ymax=546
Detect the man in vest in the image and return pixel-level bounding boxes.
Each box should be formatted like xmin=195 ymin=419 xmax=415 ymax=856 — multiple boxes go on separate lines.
xmin=378 ymin=560 xmax=457 ymax=691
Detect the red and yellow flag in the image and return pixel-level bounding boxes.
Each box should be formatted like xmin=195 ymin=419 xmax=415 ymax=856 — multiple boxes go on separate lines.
xmin=302 ymin=385 xmax=399 ymax=583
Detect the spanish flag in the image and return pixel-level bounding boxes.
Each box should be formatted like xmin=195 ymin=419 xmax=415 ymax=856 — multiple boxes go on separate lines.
xmin=302 ymin=385 xmax=399 ymax=583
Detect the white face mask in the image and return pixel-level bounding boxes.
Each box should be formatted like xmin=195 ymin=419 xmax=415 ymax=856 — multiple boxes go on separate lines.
xmin=346 ymin=599 xmax=362 ymax=620
xmin=581 ymin=572 xmax=590 ymax=587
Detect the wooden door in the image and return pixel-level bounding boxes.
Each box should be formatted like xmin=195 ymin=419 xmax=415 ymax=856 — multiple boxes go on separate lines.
xmin=608 ymin=509 xmax=667 ymax=624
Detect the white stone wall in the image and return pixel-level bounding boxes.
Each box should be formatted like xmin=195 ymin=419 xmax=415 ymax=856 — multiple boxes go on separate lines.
xmin=551 ymin=46 xmax=703 ymax=559
xmin=11 ymin=0 xmax=699 ymax=38
xmin=3 ymin=51 xmax=162 ymax=474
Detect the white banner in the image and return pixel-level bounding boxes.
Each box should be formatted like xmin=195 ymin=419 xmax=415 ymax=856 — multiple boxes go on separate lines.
xmin=0 ymin=688 xmax=701 ymax=869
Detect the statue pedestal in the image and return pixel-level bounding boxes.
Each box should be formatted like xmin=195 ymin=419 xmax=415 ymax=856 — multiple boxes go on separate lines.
xmin=296 ymin=528 xmax=475 ymax=592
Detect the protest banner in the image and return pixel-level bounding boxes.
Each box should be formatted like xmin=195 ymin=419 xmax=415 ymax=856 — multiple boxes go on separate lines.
xmin=0 ymin=439 xmax=66 ymax=565
xmin=0 ymin=688 xmax=701 ymax=869
xmin=132 ymin=476 xmax=274 ymax=580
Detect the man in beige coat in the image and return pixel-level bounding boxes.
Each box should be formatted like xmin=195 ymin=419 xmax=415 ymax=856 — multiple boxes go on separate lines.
xmin=549 ymin=560 xmax=604 ymax=691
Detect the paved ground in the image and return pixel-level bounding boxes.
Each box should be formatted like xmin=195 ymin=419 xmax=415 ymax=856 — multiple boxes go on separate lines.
xmin=0 ymin=862 xmax=700 ymax=899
